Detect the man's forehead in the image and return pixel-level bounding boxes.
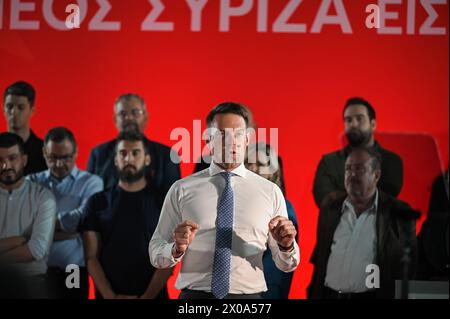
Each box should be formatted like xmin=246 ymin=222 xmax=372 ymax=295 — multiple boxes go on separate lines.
xmin=116 ymin=98 xmax=144 ymax=110
xmin=212 ymin=113 xmax=246 ymax=125
xmin=344 ymin=104 xmax=368 ymax=117
xmin=346 ymin=152 xmax=371 ymax=164
xmin=4 ymin=95 xmax=30 ymax=105
xmin=45 ymin=139 xmax=74 ymax=153
xmin=0 ymin=145 xmax=20 ymax=156
xmin=213 ymin=127 xmax=246 ymax=132
xmin=117 ymin=140 xmax=145 ymax=151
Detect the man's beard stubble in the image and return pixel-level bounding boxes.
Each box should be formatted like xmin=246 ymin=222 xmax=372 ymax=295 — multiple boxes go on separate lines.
xmin=118 ymin=165 xmax=146 ymax=184
xmin=346 ymin=129 xmax=372 ymax=148
xmin=0 ymin=168 xmax=24 ymax=186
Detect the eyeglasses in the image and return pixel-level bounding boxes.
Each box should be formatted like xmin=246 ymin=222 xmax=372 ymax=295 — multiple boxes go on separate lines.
xmin=115 ymin=109 xmax=145 ymax=119
xmin=345 ymin=164 xmax=368 ymax=175
xmin=45 ymin=154 xmax=75 ymax=163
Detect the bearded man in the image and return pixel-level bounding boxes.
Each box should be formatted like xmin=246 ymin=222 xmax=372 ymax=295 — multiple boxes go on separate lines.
xmin=80 ymin=131 xmax=172 ymax=299
xmin=312 ymin=97 xmax=403 ymax=208
xmin=0 ymin=132 xmax=56 ymax=297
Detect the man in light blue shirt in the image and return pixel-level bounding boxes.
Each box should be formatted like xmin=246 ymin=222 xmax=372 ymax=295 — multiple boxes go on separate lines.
xmin=29 ymin=127 xmax=103 ymax=298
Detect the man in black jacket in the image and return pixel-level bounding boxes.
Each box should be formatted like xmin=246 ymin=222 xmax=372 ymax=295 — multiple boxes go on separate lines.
xmin=313 ymin=97 xmax=403 ymax=208
xmin=2 ymin=81 xmax=47 ymax=175
xmin=87 ymin=93 xmax=180 ymax=205
xmin=308 ymin=147 xmax=416 ymax=299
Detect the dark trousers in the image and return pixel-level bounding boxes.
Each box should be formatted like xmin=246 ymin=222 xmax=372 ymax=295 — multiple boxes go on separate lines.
xmin=46 ymin=266 xmax=89 ymax=299
xmin=179 ymin=289 xmax=263 ymax=300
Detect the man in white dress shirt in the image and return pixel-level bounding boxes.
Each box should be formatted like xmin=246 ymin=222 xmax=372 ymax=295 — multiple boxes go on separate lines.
xmin=308 ymin=147 xmax=416 ymax=299
xmin=149 ymin=102 xmax=300 ymax=299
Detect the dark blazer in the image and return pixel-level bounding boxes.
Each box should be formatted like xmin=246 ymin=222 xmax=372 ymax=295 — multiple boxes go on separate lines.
xmin=87 ymin=137 xmax=181 ymax=206
xmin=313 ymin=141 xmax=403 ymax=208
xmin=23 ymin=130 xmax=47 ymax=175
xmin=308 ymin=191 xmax=417 ymax=299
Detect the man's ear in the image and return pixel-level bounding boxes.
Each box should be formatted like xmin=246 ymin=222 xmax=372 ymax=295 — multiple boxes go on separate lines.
xmin=114 ymin=116 xmax=121 ymax=133
xmin=205 ymin=129 xmax=214 ymax=155
xmin=374 ymin=168 xmax=381 ymax=184
xmin=145 ymin=154 xmax=151 ymax=166
xmin=29 ymin=105 xmax=35 ymax=117
xmin=22 ymin=154 xmax=28 ymax=168
xmin=371 ymin=119 xmax=377 ymax=131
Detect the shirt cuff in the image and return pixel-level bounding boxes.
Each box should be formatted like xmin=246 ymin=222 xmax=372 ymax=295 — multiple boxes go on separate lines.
xmin=166 ymin=243 xmax=184 ymax=265
xmin=56 ymin=214 xmax=66 ymax=232
xmin=278 ymin=242 xmax=300 ymax=265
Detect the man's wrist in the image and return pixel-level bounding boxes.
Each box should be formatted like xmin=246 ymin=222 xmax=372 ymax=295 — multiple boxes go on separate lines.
xmin=172 ymin=244 xmax=184 ymax=258
xmin=278 ymin=242 xmax=294 ymax=252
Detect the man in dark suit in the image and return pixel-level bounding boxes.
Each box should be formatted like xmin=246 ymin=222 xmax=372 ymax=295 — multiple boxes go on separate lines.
xmin=308 ymin=147 xmax=417 ymax=299
xmin=2 ymin=81 xmax=47 ymax=175
xmin=313 ymin=97 xmax=403 ymax=208
xmin=87 ymin=93 xmax=180 ymax=204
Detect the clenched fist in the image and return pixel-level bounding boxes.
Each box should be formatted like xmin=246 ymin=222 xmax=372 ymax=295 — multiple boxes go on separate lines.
xmin=172 ymin=220 xmax=199 ymax=258
xmin=269 ymin=216 xmax=296 ymax=251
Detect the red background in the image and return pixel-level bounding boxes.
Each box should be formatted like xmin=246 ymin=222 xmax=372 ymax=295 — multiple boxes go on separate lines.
xmin=1 ymin=0 xmax=448 ymax=299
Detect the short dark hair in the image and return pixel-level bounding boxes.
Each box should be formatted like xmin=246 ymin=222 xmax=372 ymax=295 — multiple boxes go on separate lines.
xmin=115 ymin=130 xmax=148 ymax=154
xmin=348 ymin=147 xmax=382 ymax=171
xmin=3 ymin=81 xmax=36 ymax=107
xmin=206 ymin=102 xmax=250 ymax=128
xmin=0 ymin=132 xmax=25 ymax=154
xmin=44 ymin=127 xmax=77 ymax=150
xmin=343 ymin=97 xmax=376 ymax=121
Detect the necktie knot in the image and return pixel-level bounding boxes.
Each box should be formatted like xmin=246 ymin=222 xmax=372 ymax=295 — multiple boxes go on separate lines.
xmin=220 ymin=172 xmax=233 ymax=184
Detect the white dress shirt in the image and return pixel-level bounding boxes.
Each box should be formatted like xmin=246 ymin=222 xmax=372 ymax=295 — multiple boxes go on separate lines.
xmin=325 ymin=191 xmax=378 ymax=293
xmin=149 ymin=162 xmax=300 ymax=294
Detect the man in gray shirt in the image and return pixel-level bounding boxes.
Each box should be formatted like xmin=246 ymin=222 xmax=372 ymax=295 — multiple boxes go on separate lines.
xmin=0 ymin=132 xmax=56 ymax=297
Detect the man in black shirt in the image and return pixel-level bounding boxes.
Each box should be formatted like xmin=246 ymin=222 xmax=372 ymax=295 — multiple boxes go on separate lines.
xmin=2 ymin=81 xmax=47 ymax=175
xmin=313 ymin=97 xmax=403 ymax=208
xmin=81 ymin=131 xmax=172 ymax=299
xmin=87 ymin=93 xmax=180 ymax=205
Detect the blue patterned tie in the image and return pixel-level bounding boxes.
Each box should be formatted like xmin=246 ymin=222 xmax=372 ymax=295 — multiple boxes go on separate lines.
xmin=211 ymin=172 xmax=234 ymax=299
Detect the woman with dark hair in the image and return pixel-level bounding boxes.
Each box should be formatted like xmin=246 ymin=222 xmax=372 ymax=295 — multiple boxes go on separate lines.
xmin=245 ymin=142 xmax=298 ymax=299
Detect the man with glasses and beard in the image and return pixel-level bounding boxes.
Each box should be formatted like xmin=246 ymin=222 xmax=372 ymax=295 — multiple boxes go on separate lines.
xmin=0 ymin=132 xmax=56 ymax=297
xmin=80 ymin=131 xmax=172 ymax=299
xmin=28 ymin=127 xmax=103 ymax=298
xmin=313 ymin=97 xmax=403 ymax=208
xmin=86 ymin=93 xmax=180 ymax=206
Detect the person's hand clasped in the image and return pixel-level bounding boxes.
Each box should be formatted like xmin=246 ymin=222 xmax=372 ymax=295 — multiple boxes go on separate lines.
xmin=172 ymin=220 xmax=199 ymax=258
xmin=269 ymin=216 xmax=296 ymax=251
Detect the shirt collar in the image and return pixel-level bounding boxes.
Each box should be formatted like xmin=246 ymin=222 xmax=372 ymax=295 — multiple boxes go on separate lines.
xmin=342 ymin=189 xmax=379 ymax=215
xmin=0 ymin=178 xmax=28 ymax=196
xmin=209 ymin=161 xmax=247 ymax=178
